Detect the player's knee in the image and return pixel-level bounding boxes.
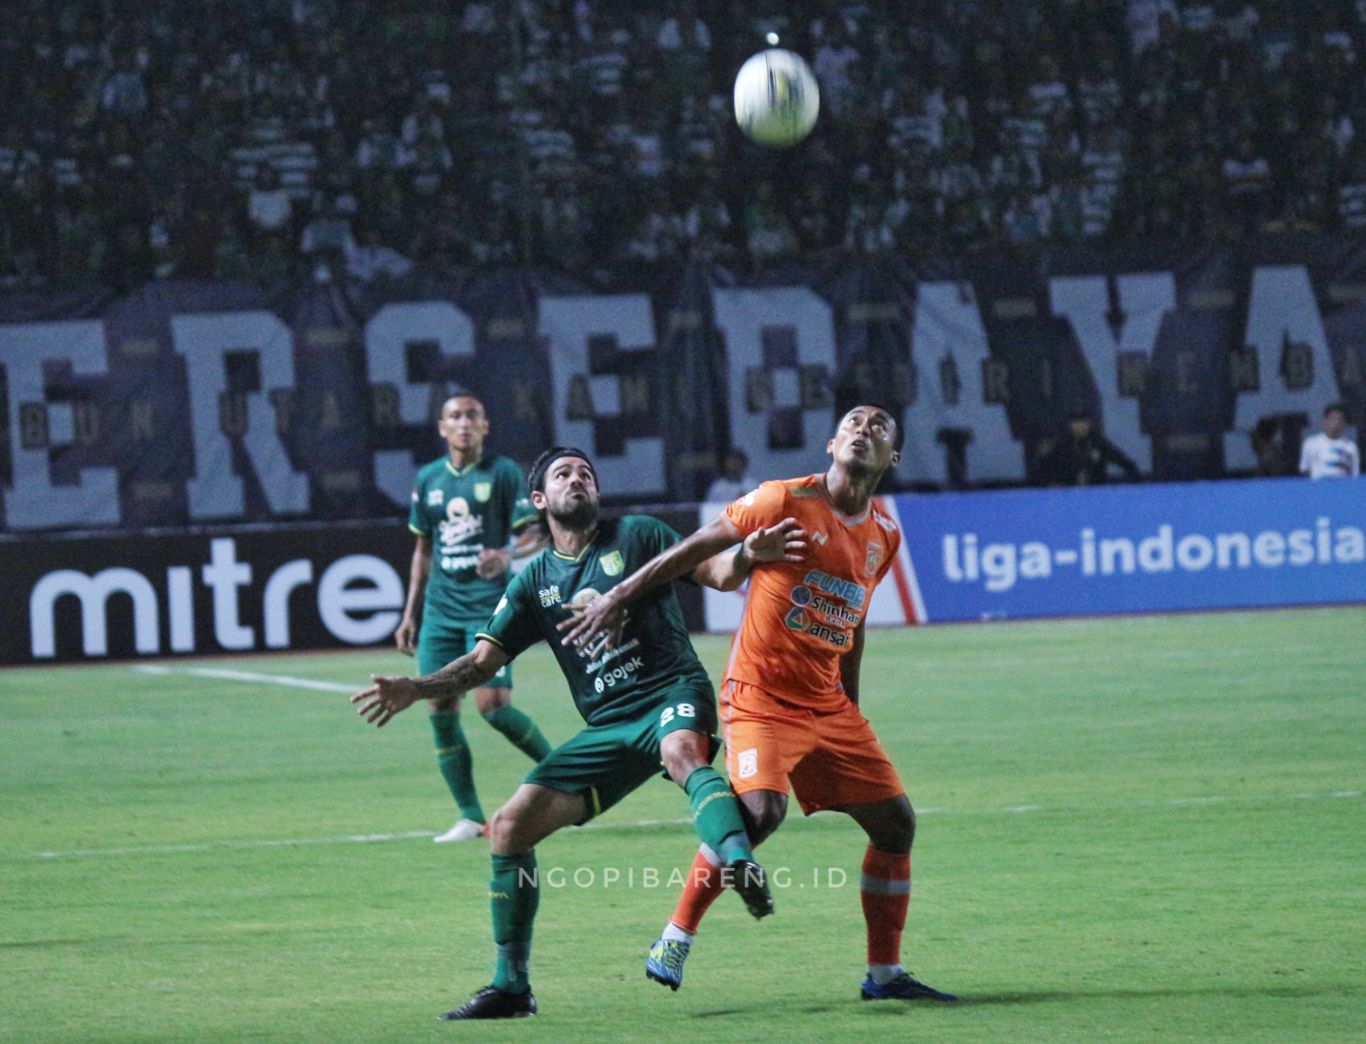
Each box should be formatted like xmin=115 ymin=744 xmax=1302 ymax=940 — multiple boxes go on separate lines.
xmin=659 ymin=732 xmax=708 ymax=786
xmin=872 ymin=800 xmax=915 ymax=852
xmin=475 ymin=688 xmax=508 ymax=716
xmin=744 ymin=795 xmax=787 ymax=843
xmin=487 ymin=805 xmax=521 ymax=852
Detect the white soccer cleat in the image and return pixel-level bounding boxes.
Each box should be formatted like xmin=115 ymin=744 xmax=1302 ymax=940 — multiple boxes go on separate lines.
xmin=434 ymin=818 xmax=487 ymax=843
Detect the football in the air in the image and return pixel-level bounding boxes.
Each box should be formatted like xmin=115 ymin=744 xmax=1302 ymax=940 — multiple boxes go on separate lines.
xmin=733 ymin=48 xmax=820 ymax=148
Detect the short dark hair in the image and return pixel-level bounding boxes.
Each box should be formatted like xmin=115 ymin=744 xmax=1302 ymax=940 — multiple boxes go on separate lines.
xmin=838 ymin=402 xmax=904 ymax=452
xmin=1325 ymin=402 xmax=1348 ymax=416
xmin=527 ymin=446 xmax=597 ymax=494
xmin=439 ymin=391 xmax=483 ymax=417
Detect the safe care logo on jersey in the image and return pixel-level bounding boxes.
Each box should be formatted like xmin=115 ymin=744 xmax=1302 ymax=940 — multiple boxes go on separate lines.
xmin=538 ymin=585 xmax=562 ymax=607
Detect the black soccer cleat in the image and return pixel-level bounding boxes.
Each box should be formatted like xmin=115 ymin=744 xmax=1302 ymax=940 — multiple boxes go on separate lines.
xmin=437 ymin=985 xmax=537 ymax=1020
xmin=725 ymin=858 xmax=774 ymax=919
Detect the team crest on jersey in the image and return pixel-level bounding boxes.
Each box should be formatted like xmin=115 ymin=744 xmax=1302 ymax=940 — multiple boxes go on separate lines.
xmin=473 ymin=482 xmax=492 ymax=503
xmin=737 ymin=748 xmax=758 ymax=779
xmin=427 ymin=489 xmax=444 ymax=506
xmin=601 ymin=550 xmax=624 ymax=576
xmin=865 ymin=542 xmax=884 ymax=576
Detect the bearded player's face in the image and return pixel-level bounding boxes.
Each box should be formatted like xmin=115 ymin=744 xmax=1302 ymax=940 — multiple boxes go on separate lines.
xmin=533 ymin=457 xmax=599 ymax=530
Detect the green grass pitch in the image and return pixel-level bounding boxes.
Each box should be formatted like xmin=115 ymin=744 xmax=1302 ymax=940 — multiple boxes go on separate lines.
xmin=2 ymin=607 xmax=1363 ymax=1042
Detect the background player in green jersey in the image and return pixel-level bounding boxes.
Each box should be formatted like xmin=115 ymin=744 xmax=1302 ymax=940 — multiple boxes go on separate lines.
xmin=396 ymin=393 xmax=551 ymax=842
xmin=353 ymin=446 xmax=804 ymax=1020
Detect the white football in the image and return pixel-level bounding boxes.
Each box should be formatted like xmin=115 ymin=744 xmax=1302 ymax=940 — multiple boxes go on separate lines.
xmin=733 ymin=48 xmax=820 ymax=148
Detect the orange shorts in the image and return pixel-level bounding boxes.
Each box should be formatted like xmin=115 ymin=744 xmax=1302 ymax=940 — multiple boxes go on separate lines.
xmin=719 ymin=679 xmax=905 ymax=815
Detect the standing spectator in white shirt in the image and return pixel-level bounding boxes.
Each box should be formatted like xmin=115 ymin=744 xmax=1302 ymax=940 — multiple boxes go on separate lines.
xmin=1299 ymin=403 xmax=1360 ymax=478
xmin=704 ymin=448 xmax=754 ymax=504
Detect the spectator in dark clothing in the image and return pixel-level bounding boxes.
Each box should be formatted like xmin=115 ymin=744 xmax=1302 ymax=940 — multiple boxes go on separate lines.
xmin=1037 ymin=413 xmax=1142 ymax=486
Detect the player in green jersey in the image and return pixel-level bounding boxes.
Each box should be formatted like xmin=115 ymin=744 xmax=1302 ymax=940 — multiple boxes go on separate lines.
xmin=353 ymin=446 xmax=804 ymax=1020
xmin=396 ymin=393 xmax=551 ymax=842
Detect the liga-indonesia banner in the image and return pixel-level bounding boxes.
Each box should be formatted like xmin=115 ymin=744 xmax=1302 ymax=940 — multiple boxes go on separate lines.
xmin=3 ymin=239 xmax=1366 ymax=534
xmin=701 ymin=477 xmax=1366 ymax=630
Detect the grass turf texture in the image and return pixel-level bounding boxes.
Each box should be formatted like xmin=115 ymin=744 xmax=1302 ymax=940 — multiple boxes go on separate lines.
xmin=2 ymin=606 xmax=1363 ymax=1042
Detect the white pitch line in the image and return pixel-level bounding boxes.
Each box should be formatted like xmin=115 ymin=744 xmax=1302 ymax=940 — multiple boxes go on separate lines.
xmin=131 ymin=664 xmax=355 ymax=693
xmin=21 ymin=793 xmax=1358 ymax=861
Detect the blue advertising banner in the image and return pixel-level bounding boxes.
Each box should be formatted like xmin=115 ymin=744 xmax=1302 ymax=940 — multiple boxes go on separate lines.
xmin=892 ymin=478 xmax=1366 ymax=622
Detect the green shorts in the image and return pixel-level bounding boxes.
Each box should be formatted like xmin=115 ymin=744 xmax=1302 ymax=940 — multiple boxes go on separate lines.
xmin=419 ymin=621 xmax=511 ymax=689
xmin=524 ymin=682 xmax=719 ymax=822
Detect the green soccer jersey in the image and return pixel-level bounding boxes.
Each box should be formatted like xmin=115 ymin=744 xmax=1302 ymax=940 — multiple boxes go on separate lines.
xmin=476 ymin=515 xmax=712 ymax=726
xmin=408 ymin=454 xmax=537 ymax=624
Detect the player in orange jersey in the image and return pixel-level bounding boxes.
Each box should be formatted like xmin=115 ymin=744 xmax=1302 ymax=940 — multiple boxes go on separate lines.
xmin=560 ymin=404 xmax=958 ymax=1004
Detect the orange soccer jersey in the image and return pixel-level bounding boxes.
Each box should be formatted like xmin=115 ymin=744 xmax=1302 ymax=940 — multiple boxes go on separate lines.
xmin=722 ymin=474 xmax=901 ymax=707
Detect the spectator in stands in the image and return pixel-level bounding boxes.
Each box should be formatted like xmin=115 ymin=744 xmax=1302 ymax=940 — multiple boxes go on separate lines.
xmin=1037 ymin=412 xmax=1142 ymax=486
xmin=704 ymin=448 xmax=753 ymax=504
xmin=1299 ymin=403 xmax=1361 ymax=479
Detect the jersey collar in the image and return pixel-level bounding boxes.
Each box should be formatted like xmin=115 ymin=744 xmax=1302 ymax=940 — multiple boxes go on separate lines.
xmin=445 ymin=454 xmax=485 ymax=478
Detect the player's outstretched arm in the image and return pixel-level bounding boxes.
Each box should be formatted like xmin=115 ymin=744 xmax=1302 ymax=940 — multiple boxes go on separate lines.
xmin=351 ymin=640 xmax=509 ymax=727
xmin=558 ymin=514 xmax=742 ymax=649
xmin=692 ymin=516 xmax=809 ymax=591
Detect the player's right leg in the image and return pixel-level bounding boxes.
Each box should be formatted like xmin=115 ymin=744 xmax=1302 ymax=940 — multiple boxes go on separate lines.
xmin=420 ymin=626 xmax=485 ymax=839
xmin=465 ymin=631 xmax=552 ymax=764
xmin=439 ymin=782 xmax=585 ymax=1021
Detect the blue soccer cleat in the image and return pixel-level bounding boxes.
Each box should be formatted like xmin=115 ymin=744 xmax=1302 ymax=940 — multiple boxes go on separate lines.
xmin=860 ymin=971 xmax=959 ymax=1003
xmin=645 ymin=938 xmax=691 ymax=991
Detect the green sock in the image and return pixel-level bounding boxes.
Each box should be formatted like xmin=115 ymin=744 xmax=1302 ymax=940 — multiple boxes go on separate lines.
xmin=490 ymin=851 xmax=538 ymax=993
xmin=429 ymin=712 xmax=484 ymax=823
xmin=482 ymin=704 xmax=552 ymax=762
xmin=684 ymin=766 xmax=753 ymax=865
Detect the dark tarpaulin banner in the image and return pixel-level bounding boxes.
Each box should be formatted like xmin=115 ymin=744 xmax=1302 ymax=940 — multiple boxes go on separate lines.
xmin=2 ymin=240 xmax=1364 ymax=534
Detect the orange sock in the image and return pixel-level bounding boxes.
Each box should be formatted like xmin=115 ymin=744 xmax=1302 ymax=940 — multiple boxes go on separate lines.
xmin=861 ymin=846 xmax=911 ymax=965
xmin=669 ymin=848 xmax=727 ymax=935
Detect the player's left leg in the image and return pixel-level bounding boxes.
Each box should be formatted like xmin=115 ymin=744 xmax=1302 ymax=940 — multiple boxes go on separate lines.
xmin=465 ymin=631 xmax=551 ymax=763
xmin=439 ymin=782 xmax=586 ymax=1021
xmin=840 ymin=796 xmax=955 ymax=1002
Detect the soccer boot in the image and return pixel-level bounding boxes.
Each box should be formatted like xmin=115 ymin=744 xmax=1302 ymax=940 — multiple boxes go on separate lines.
xmin=433 ymin=818 xmax=486 ymax=843
xmin=645 ymin=938 xmax=691 ymax=991
xmin=860 ymin=971 xmax=959 ymax=1002
xmin=725 ymin=858 xmax=774 ymax=919
xmin=437 ymin=985 xmax=537 ymax=1020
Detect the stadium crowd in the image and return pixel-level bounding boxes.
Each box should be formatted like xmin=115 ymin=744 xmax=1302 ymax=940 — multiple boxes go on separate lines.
xmin=3 ymin=0 xmax=1366 ymax=292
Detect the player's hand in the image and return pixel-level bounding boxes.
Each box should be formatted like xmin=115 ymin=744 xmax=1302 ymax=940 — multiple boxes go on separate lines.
xmin=557 ymin=590 xmax=628 ymax=652
xmin=351 ymin=675 xmax=421 ymax=727
xmin=746 ymin=516 xmax=808 ymax=563
xmin=394 ymin=615 xmax=418 ymax=656
xmin=476 ymin=547 xmax=512 ymax=579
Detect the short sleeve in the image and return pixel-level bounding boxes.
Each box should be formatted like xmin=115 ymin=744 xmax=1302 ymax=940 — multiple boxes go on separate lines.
xmin=408 ymin=482 xmax=430 ymax=537
xmin=723 ymin=480 xmax=787 ymax=538
xmin=1298 ymin=438 xmax=1312 ymax=475
xmin=475 ymin=572 xmax=542 ymax=659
